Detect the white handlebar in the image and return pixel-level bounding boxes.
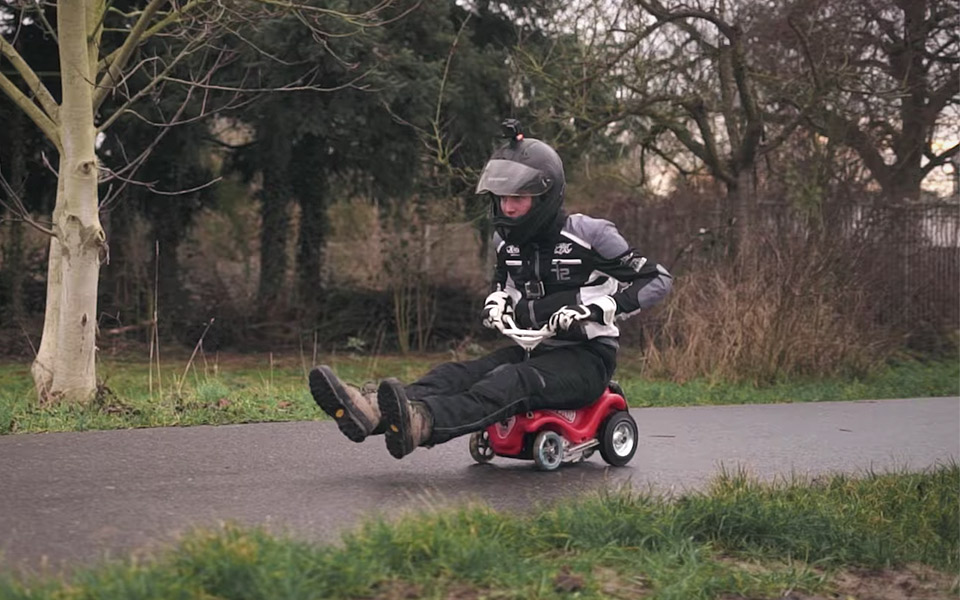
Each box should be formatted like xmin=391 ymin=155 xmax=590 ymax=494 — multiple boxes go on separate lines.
xmin=501 ymin=314 xmax=553 ymax=352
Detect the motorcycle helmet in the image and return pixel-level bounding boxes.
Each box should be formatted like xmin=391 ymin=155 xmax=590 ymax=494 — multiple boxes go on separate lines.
xmin=475 ymin=119 xmax=565 ymax=244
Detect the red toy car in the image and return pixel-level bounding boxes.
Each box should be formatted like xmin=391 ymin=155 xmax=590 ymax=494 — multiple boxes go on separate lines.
xmin=468 ymin=317 xmax=638 ymax=470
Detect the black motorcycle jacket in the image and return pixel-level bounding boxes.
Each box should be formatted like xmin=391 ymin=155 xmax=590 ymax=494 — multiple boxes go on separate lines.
xmin=493 ymin=213 xmax=673 ymax=344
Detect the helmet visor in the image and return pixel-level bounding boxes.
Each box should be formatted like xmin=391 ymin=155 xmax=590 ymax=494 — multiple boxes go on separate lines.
xmin=475 ymin=159 xmax=552 ymax=197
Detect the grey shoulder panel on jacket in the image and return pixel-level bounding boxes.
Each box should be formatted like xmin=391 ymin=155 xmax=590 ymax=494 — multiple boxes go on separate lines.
xmin=563 ymin=213 xmax=629 ymax=258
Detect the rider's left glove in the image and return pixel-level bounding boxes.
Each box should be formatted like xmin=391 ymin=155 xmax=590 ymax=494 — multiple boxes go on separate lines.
xmin=481 ymin=290 xmax=514 ymax=332
xmin=547 ymin=296 xmax=617 ymax=332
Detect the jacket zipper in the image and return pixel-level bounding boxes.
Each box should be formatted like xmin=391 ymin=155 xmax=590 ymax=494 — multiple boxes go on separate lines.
xmin=527 ymin=244 xmax=542 ymax=325
xmin=533 ymin=244 xmax=541 ymax=282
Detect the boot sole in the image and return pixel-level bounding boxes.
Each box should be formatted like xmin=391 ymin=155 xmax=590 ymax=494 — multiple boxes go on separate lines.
xmin=309 ymin=366 xmax=372 ymax=443
xmin=378 ymin=378 xmax=412 ymax=459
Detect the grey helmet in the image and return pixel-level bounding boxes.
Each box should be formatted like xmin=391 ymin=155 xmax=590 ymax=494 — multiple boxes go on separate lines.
xmin=475 ymin=120 xmax=565 ymax=245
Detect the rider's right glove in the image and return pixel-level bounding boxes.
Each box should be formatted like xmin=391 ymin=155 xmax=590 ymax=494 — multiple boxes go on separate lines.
xmin=547 ymin=305 xmax=594 ymax=332
xmin=481 ymin=290 xmax=514 ymax=332
xmin=547 ymin=296 xmax=618 ymax=332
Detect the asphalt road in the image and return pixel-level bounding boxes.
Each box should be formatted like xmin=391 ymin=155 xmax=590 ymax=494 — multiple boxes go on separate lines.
xmin=1 ymin=396 xmax=957 ymax=573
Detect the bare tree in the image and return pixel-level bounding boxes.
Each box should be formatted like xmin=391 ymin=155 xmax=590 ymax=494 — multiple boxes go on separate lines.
xmin=511 ymin=0 xmax=821 ymax=254
xmin=777 ymin=0 xmax=959 ymax=204
xmin=0 ymin=0 xmax=401 ymax=403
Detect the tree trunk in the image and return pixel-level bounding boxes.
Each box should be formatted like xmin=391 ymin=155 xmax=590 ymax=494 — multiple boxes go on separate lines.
xmin=294 ymin=136 xmax=328 ymax=323
xmin=257 ymin=152 xmax=292 ymax=318
xmin=890 ymin=0 xmax=927 ymax=205
xmin=153 ymin=202 xmax=187 ymax=327
xmin=31 ymin=168 xmax=65 ymax=400
xmin=4 ymin=215 xmax=25 ymax=323
xmin=99 ymin=197 xmax=136 ymax=325
xmin=4 ymin=110 xmax=27 ymax=323
xmin=31 ymin=0 xmax=106 ymax=403
xmin=257 ymin=168 xmax=292 ymax=316
xmin=726 ymin=168 xmax=757 ymax=258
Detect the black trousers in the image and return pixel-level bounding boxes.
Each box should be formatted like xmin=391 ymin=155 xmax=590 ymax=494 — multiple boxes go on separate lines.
xmin=405 ymin=341 xmax=617 ymax=445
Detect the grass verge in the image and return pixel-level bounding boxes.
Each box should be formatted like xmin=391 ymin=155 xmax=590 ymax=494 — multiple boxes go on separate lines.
xmin=1 ymin=464 xmax=956 ymax=599
xmin=0 ymin=352 xmax=957 ymax=434
xmin=620 ymin=354 xmax=960 ymax=407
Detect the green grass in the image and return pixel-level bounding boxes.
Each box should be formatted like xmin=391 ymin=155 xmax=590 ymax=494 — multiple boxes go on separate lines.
xmin=0 ymin=352 xmax=441 ymax=434
xmin=2 ymin=465 xmax=956 ymax=599
xmin=0 ymin=352 xmax=956 ymax=434
xmin=620 ymin=354 xmax=959 ymax=407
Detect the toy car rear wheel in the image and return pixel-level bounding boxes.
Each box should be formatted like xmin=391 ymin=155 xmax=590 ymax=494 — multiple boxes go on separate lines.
xmin=599 ymin=411 xmax=637 ymax=467
xmin=469 ymin=431 xmax=495 ymax=464
xmin=533 ymin=431 xmax=564 ymax=471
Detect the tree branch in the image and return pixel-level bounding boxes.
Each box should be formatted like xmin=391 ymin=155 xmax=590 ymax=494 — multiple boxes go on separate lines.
xmin=98 ymin=82 xmax=198 ymax=210
xmin=97 ymin=0 xmax=204 ymax=74
xmin=646 ymin=141 xmax=696 ymax=178
xmin=807 ymin=109 xmax=889 ymax=189
xmin=756 ymin=16 xmax=826 ymax=156
xmin=680 ymin=97 xmax=733 ymax=182
xmin=926 ymin=69 xmax=960 ymax=121
xmin=161 ymin=69 xmax=372 ymax=93
xmin=729 ymin=36 xmax=763 ymax=170
xmin=0 ymin=36 xmax=60 ymax=121
xmin=32 ymin=0 xmax=60 ymax=44
xmin=0 ymin=168 xmax=56 ymax=237
xmin=661 ymin=113 xmax=735 ymax=186
xmin=99 ymin=165 xmax=223 ymax=195
xmin=428 ymin=11 xmax=471 ymax=168
xmin=580 ymin=17 xmax=698 ymax=88
xmin=93 ymin=0 xmax=171 ymax=111
xmin=0 ymin=71 xmax=61 ymax=150
xmin=760 ymin=104 xmax=814 ymax=157
xmin=921 ymin=142 xmax=958 ymax=177
xmin=638 ymin=0 xmax=736 ymax=41
xmin=97 ymin=37 xmax=204 ymax=133
xmin=250 ymin=0 xmax=394 ymax=24
xmin=94 ymin=0 xmax=396 ymax=86
xmin=717 ymin=44 xmax=742 ymax=150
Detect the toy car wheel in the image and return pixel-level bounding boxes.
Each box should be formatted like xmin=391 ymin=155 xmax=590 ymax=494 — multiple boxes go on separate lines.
xmin=469 ymin=431 xmax=495 ymax=464
xmin=533 ymin=430 xmax=564 ymax=471
xmin=599 ymin=411 xmax=638 ymax=467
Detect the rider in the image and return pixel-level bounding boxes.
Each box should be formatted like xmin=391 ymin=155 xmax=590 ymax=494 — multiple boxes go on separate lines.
xmin=309 ymin=120 xmax=673 ymax=459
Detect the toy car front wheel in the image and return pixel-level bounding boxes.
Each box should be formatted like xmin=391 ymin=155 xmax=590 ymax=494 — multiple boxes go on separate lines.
xmin=533 ymin=430 xmax=564 ymax=471
xmin=469 ymin=431 xmax=495 ymax=464
xmin=599 ymin=411 xmax=638 ymax=467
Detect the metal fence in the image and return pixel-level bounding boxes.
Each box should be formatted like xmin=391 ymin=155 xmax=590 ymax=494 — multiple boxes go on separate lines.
xmin=319 ymin=195 xmax=957 ymax=351
xmin=620 ymin=198 xmax=960 ymax=348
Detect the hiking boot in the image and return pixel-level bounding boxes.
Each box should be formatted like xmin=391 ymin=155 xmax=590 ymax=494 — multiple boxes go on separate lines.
xmin=377 ymin=378 xmax=433 ymax=459
xmin=309 ymin=366 xmax=382 ymax=443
